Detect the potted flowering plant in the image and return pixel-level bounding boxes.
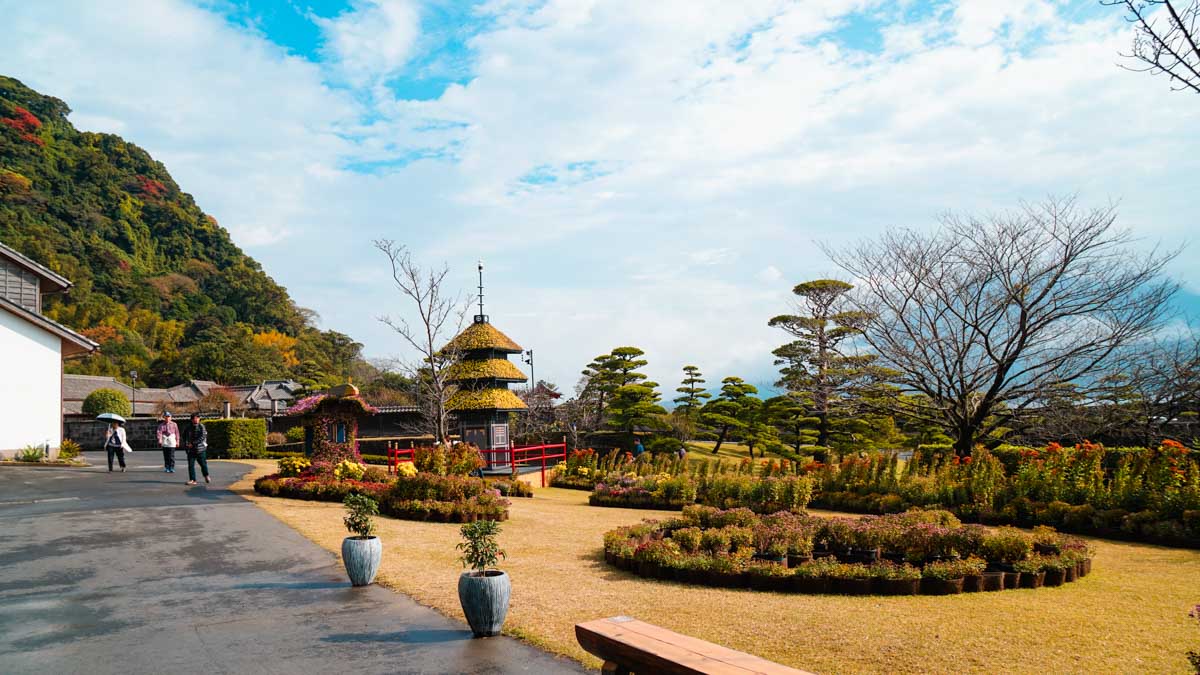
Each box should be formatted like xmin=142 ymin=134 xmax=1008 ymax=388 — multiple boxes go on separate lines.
xmin=873 ymin=562 xmax=921 ymax=596
xmin=790 ymin=558 xmax=836 ymax=594
xmin=341 ymin=493 xmax=382 ymax=586
xmin=1013 ymin=556 xmax=1047 ymax=588
xmin=828 ymin=562 xmax=874 ymax=595
xmin=920 ymin=560 xmax=966 ymax=595
xmin=456 ymin=520 xmax=510 ymax=638
xmin=960 ymin=556 xmax=987 ymax=592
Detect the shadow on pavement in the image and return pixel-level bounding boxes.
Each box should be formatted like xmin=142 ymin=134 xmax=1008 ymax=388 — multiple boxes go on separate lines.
xmin=322 ymin=629 xmax=472 ymax=644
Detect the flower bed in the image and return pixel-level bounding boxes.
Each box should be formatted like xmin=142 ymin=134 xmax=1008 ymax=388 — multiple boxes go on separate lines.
xmin=602 ymin=506 xmax=1093 ymax=595
xmin=804 ymin=441 xmax=1200 ymax=548
xmin=255 ymin=472 xmax=510 ymax=522
xmin=254 ymin=449 xmax=514 ymax=522
xmin=589 ymin=472 xmax=813 ymax=513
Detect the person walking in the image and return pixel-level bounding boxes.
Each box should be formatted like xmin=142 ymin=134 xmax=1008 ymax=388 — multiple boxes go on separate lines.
xmin=182 ymin=413 xmax=210 ymax=485
xmin=104 ymin=420 xmax=133 ymax=473
xmin=633 ymin=438 xmax=646 ymax=458
xmin=157 ymin=411 xmax=179 ymax=473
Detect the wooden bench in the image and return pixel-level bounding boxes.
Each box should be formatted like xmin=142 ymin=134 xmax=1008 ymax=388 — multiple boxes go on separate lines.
xmin=575 ymin=616 xmax=813 ymax=675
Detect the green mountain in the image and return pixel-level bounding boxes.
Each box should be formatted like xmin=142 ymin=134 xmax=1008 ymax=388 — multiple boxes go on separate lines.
xmin=0 ymin=75 xmax=361 ymax=388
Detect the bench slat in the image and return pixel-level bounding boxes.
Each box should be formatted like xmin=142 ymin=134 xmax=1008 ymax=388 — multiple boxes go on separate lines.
xmin=576 ymin=617 xmax=812 ymax=675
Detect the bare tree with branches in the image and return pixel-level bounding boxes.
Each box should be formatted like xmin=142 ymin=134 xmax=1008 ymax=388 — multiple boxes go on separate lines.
xmin=375 ymin=240 xmax=471 ymax=441
xmin=826 ymin=197 xmax=1179 ymax=455
xmin=1106 ymin=0 xmax=1200 ymax=93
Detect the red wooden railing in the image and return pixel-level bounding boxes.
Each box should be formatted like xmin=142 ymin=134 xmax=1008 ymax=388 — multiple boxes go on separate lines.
xmin=387 ymin=440 xmax=568 ymax=487
xmin=386 ymin=442 xmax=415 ymax=475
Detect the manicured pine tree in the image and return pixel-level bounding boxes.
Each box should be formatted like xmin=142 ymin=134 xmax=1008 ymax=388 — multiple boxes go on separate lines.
xmin=769 ymin=279 xmax=878 ymax=448
xmin=673 ymin=365 xmax=711 ymax=415
xmin=700 ymin=376 xmax=759 ymax=454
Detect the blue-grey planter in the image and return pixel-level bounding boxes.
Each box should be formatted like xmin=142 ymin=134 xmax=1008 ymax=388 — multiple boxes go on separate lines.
xmin=342 ymin=536 xmax=382 ymax=586
xmin=457 ymin=571 xmax=511 ymax=637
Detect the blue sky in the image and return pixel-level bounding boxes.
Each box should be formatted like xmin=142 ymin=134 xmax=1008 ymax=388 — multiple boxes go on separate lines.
xmin=1 ymin=0 xmax=1198 ymax=396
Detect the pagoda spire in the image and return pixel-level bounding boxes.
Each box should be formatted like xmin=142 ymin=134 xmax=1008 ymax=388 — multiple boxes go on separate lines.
xmin=475 ymin=260 xmax=487 ymax=324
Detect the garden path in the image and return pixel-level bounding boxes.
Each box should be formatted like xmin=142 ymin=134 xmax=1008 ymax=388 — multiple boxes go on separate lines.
xmin=0 ymin=462 xmax=582 ymax=675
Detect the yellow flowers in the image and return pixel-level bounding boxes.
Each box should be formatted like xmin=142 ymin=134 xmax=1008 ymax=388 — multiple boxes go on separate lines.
xmin=277 ymin=455 xmax=311 ymax=477
xmin=333 ymin=459 xmax=366 ymax=481
xmin=395 ymin=461 xmax=417 ymax=478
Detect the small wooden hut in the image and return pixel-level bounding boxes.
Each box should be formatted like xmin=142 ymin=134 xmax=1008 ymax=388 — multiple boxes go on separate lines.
xmin=287 ymin=383 xmax=377 ymax=464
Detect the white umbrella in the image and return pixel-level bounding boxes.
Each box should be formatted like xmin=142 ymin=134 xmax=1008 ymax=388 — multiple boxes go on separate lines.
xmin=95 ymin=413 xmax=126 ymax=423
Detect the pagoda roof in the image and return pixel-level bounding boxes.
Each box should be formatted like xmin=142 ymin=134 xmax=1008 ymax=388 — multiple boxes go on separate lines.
xmin=447 ymin=388 xmax=528 ymax=412
xmin=446 ymin=358 xmax=528 ymax=383
xmin=444 ymin=321 xmax=523 ymax=354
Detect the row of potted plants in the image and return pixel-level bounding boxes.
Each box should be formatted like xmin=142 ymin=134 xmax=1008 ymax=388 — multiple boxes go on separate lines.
xmin=602 ymin=506 xmax=1093 ymax=595
xmin=338 ymin=494 xmax=514 ymax=639
xmin=588 ymin=472 xmax=814 ymax=513
xmin=805 ymin=442 xmax=1200 ymax=548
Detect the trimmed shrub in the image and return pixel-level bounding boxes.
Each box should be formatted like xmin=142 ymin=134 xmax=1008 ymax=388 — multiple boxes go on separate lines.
xmin=284 ymin=426 xmax=304 ymax=443
xmin=205 ymin=418 xmax=268 ymax=458
xmin=82 ymin=388 xmax=131 ymax=417
xmin=266 ymin=432 xmax=288 ymax=446
xmin=58 ymin=439 xmax=82 ymax=460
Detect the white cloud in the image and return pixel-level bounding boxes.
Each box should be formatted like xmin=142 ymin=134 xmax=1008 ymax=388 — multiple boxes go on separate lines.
xmin=1 ymin=0 xmax=1197 ymax=396
xmin=315 ymin=0 xmax=421 ymax=86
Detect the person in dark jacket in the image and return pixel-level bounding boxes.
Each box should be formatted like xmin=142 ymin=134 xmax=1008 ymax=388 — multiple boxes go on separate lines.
xmin=182 ymin=413 xmax=210 ymax=485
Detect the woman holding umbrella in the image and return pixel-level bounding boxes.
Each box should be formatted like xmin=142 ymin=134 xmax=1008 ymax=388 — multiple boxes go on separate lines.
xmin=101 ymin=416 xmax=134 ymax=472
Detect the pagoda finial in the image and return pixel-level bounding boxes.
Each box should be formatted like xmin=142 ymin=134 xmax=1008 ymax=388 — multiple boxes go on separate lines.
xmin=475 ymin=260 xmax=488 ymax=324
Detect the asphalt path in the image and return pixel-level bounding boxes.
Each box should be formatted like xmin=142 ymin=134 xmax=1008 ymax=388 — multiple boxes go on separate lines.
xmin=0 ymin=458 xmax=584 ymax=675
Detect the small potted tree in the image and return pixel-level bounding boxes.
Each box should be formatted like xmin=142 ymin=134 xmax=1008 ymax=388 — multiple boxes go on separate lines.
xmin=342 ymin=493 xmax=382 ymax=586
xmin=457 ymin=520 xmax=510 ymax=638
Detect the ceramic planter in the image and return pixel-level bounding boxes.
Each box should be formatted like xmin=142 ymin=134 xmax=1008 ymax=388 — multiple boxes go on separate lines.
xmin=1043 ymin=568 xmax=1066 ymax=586
xmin=1063 ymin=566 xmax=1078 ymax=583
xmin=962 ymin=574 xmax=984 ymax=593
xmin=786 ymin=553 xmax=813 ymax=568
xmin=920 ymin=578 xmax=964 ymax=595
xmin=1080 ymin=558 xmax=1092 ymax=576
xmin=981 ymin=572 xmax=1005 ymax=592
xmin=458 ymin=571 xmax=511 ymax=638
xmin=1018 ymin=571 xmax=1045 ymax=588
xmin=1002 ymin=571 xmax=1020 ymax=589
xmin=878 ymin=578 xmax=920 ymax=596
xmin=791 ymin=576 xmax=829 ymax=594
xmin=342 ymin=536 xmax=382 ymax=587
xmin=831 ymin=577 xmax=874 ymax=595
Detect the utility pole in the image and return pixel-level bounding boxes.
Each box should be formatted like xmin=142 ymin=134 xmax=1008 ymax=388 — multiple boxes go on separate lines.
xmin=130 ymin=370 xmax=138 ymax=418
xmin=523 ymin=349 xmax=534 ymax=396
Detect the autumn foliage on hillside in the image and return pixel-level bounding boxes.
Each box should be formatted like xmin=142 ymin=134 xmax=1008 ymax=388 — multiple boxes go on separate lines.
xmin=1 ymin=104 xmax=44 ymax=145
xmin=0 ymin=75 xmax=365 ymax=389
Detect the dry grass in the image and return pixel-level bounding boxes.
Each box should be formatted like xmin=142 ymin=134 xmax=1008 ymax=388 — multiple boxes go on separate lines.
xmin=231 ymin=460 xmax=1200 ymax=674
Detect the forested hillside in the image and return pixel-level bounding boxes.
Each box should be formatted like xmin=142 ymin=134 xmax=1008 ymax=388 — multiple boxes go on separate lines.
xmin=0 ymin=75 xmax=360 ymax=388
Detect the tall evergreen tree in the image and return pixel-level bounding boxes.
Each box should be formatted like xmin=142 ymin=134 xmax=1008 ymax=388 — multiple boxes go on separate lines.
xmin=582 ymin=347 xmax=658 ymax=430
xmin=769 ymin=279 xmax=877 ymax=448
xmin=700 ymin=376 xmax=758 ymax=454
xmin=673 ymin=365 xmax=711 ymax=414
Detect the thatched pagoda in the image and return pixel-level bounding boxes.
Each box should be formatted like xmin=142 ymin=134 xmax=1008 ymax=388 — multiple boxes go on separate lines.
xmin=443 ymin=266 xmax=527 ymax=470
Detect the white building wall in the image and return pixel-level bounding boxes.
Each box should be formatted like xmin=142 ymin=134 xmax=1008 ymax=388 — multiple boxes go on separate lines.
xmin=0 ymin=309 xmax=62 ymax=455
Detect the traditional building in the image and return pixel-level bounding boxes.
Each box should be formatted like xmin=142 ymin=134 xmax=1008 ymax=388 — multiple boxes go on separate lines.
xmin=0 ymin=241 xmax=97 ymax=457
xmin=287 ymin=383 xmax=377 ymax=463
xmin=442 ymin=266 xmax=528 ymax=471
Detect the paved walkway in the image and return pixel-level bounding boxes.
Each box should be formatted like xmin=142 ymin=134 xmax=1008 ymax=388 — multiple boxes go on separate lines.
xmin=0 ymin=459 xmax=583 ymax=674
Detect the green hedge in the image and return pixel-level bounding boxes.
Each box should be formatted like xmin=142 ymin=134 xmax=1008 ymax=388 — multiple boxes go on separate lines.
xmin=205 ymin=419 xmax=267 ymax=459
